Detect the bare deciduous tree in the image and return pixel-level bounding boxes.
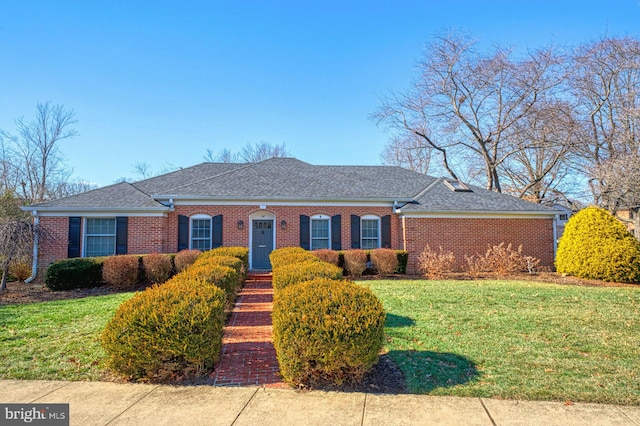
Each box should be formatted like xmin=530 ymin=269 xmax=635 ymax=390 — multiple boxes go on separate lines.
xmin=0 ymin=218 xmax=46 ymax=290
xmin=0 ymin=102 xmax=78 ymax=203
xmin=204 ymin=142 xmax=290 ymax=163
xmin=499 ymin=101 xmax=578 ymax=204
xmin=375 ymin=32 xmax=566 ymax=193
xmin=570 ymin=36 xmax=640 ymax=209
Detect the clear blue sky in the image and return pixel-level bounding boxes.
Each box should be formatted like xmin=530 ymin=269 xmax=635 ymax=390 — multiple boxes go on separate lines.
xmin=1 ymin=0 xmax=639 ymax=187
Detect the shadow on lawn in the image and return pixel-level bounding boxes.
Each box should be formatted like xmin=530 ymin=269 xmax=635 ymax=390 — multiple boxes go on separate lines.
xmin=385 ymin=313 xmax=416 ymax=328
xmin=387 ymin=350 xmax=479 ymax=393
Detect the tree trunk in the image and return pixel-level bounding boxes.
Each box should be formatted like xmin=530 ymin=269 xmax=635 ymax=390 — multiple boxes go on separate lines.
xmin=1 ymin=269 xmax=7 ymax=291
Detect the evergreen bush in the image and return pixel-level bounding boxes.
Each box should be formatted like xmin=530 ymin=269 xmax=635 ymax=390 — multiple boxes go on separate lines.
xmin=272 ymin=278 xmax=385 ymax=386
xmin=100 ymin=275 xmax=226 ymax=381
xmin=272 ymin=259 xmax=343 ymax=292
xmin=556 ymin=206 xmax=640 ymax=283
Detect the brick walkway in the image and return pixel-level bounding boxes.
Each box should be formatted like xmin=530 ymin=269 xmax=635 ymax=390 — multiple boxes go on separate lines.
xmin=212 ymin=272 xmax=288 ymax=388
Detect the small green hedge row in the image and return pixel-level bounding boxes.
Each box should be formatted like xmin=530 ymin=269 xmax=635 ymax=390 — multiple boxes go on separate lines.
xmin=100 ymin=247 xmax=249 ymax=382
xmin=272 ymin=277 xmax=385 ymax=386
xmin=45 ymin=257 xmax=105 ymax=290
xmin=269 ymin=247 xmax=385 ymax=387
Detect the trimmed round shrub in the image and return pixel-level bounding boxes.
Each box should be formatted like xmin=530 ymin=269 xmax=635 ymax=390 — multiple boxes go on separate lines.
xmin=201 ymin=247 xmax=250 ymax=271
xmin=180 ymin=263 xmax=238 ymax=304
xmin=343 ymin=249 xmax=367 ymax=278
xmin=174 ymin=249 xmax=201 ymax=272
xmin=370 ymin=248 xmax=399 ymax=277
xmin=45 ymin=258 xmax=104 ymax=290
xmin=313 ymin=249 xmax=339 ymax=266
xmin=272 ymin=259 xmax=343 ymax=292
xmin=100 ymin=276 xmax=226 ymax=381
xmin=102 ymin=255 xmax=141 ymax=289
xmin=195 ymin=253 xmax=246 ymax=284
xmin=272 ymin=278 xmax=385 ymax=386
xmin=556 ymin=206 xmax=640 ymax=283
xmin=142 ymin=253 xmax=173 ymax=284
xmin=269 ymin=247 xmax=317 ymax=270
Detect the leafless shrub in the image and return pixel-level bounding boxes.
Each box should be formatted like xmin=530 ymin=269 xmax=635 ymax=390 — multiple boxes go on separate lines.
xmin=418 ymin=245 xmax=456 ymax=279
xmin=464 ymin=243 xmax=540 ymax=276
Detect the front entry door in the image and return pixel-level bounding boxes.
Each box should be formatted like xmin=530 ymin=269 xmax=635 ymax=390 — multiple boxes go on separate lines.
xmin=252 ymin=220 xmax=274 ymax=269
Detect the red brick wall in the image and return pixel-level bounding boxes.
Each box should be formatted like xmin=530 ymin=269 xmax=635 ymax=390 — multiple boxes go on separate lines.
xmin=128 ymin=216 xmax=166 ymax=254
xmin=166 ymin=205 xmax=401 ymax=252
xmin=403 ymin=217 xmax=554 ymax=274
xmin=35 ymin=208 xmax=555 ymax=278
xmin=38 ymin=217 xmax=70 ymax=276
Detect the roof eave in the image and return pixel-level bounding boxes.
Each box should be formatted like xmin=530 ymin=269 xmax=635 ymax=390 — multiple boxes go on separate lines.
xmin=152 ymin=195 xmax=416 ymax=203
xmin=398 ymin=209 xmax=557 ymax=218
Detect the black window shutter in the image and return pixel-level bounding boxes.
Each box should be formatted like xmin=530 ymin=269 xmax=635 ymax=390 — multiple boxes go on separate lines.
xmin=178 ymin=215 xmax=189 ymax=251
xmin=300 ymin=215 xmax=310 ymax=250
xmin=115 ymin=217 xmax=128 ymax=254
xmin=331 ymin=215 xmax=341 ymax=250
xmin=350 ymin=214 xmax=361 ymax=249
xmin=212 ymin=214 xmax=223 ymax=248
xmin=381 ymin=215 xmax=391 ymax=248
xmin=68 ymin=217 xmax=81 ymax=258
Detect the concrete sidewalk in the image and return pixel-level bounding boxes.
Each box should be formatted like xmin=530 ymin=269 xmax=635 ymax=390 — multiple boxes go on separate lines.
xmin=1 ymin=380 xmax=639 ymax=426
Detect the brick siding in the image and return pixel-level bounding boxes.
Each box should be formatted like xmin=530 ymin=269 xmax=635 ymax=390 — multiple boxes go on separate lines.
xmin=403 ymin=217 xmax=554 ymax=274
xmin=35 ymin=207 xmax=555 ymax=278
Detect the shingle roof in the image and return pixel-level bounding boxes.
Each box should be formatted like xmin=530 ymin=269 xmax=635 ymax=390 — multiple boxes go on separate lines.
xmin=24 ymin=158 xmax=556 ymax=215
xmin=401 ymin=177 xmax=554 ymax=213
xmin=27 ymin=182 xmax=166 ymax=209
xmin=156 ymin=158 xmax=435 ymax=200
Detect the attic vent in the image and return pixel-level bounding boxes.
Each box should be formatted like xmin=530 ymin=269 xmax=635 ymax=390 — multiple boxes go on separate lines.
xmin=444 ymin=179 xmax=472 ymax=192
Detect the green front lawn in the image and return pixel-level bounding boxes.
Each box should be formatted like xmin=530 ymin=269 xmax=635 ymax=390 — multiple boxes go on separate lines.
xmin=0 ymin=293 xmax=133 ymax=380
xmin=365 ymin=279 xmax=640 ymax=405
xmin=1 ymin=279 xmax=639 ymax=405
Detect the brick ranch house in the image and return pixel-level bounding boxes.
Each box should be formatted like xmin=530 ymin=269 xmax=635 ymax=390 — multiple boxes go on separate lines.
xmin=22 ymin=157 xmax=559 ymax=277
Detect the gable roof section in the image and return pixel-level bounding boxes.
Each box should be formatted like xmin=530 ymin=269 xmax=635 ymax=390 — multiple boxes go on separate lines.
xmin=25 ymin=182 xmax=167 ymax=211
xmin=400 ymin=177 xmax=555 ymax=215
xmin=23 ymin=158 xmax=556 ymax=217
xmin=155 ymin=158 xmax=435 ymax=200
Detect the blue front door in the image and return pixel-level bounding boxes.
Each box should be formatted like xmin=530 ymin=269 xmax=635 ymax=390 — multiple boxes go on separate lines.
xmin=252 ymin=220 xmax=274 ymax=269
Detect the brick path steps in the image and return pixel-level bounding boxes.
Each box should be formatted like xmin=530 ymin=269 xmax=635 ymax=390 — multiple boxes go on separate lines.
xmin=212 ymin=272 xmax=288 ymax=388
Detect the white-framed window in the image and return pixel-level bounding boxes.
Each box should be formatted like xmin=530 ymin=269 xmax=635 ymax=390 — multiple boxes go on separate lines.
xmin=84 ymin=218 xmax=116 ymax=257
xmin=361 ymin=215 xmax=380 ymax=249
xmin=191 ymin=214 xmax=212 ymax=250
xmin=311 ymin=214 xmax=330 ymax=251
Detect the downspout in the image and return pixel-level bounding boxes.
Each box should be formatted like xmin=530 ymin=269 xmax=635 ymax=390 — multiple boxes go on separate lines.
xmin=552 ymin=214 xmax=558 ymax=260
xmin=25 ymin=210 xmax=39 ymax=283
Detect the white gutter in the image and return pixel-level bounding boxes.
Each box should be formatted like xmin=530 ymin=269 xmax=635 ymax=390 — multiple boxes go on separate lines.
xmin=25 ymin=210 xmax=39 ymax=283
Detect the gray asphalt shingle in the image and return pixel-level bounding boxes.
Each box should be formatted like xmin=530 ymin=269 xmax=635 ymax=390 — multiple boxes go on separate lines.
xmin=26 ymin=158 xmax=556 ymax=214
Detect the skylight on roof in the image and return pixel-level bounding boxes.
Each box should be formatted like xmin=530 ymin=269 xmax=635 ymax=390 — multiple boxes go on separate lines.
xmin=444 ymin=179 xmax=472 ymax=192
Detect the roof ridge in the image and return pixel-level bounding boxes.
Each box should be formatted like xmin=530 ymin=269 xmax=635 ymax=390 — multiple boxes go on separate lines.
xmin=160 ymin=162 xmax=258 ymax=193
xmin=413 ymin=177 xmax=445 ymax=199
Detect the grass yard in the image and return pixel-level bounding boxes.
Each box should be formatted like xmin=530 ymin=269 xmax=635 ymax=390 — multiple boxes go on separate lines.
xmin=365 ymin=279 xmax=640 ymax=405
xmin=0 ymin=292 xmax=133 ymax=381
